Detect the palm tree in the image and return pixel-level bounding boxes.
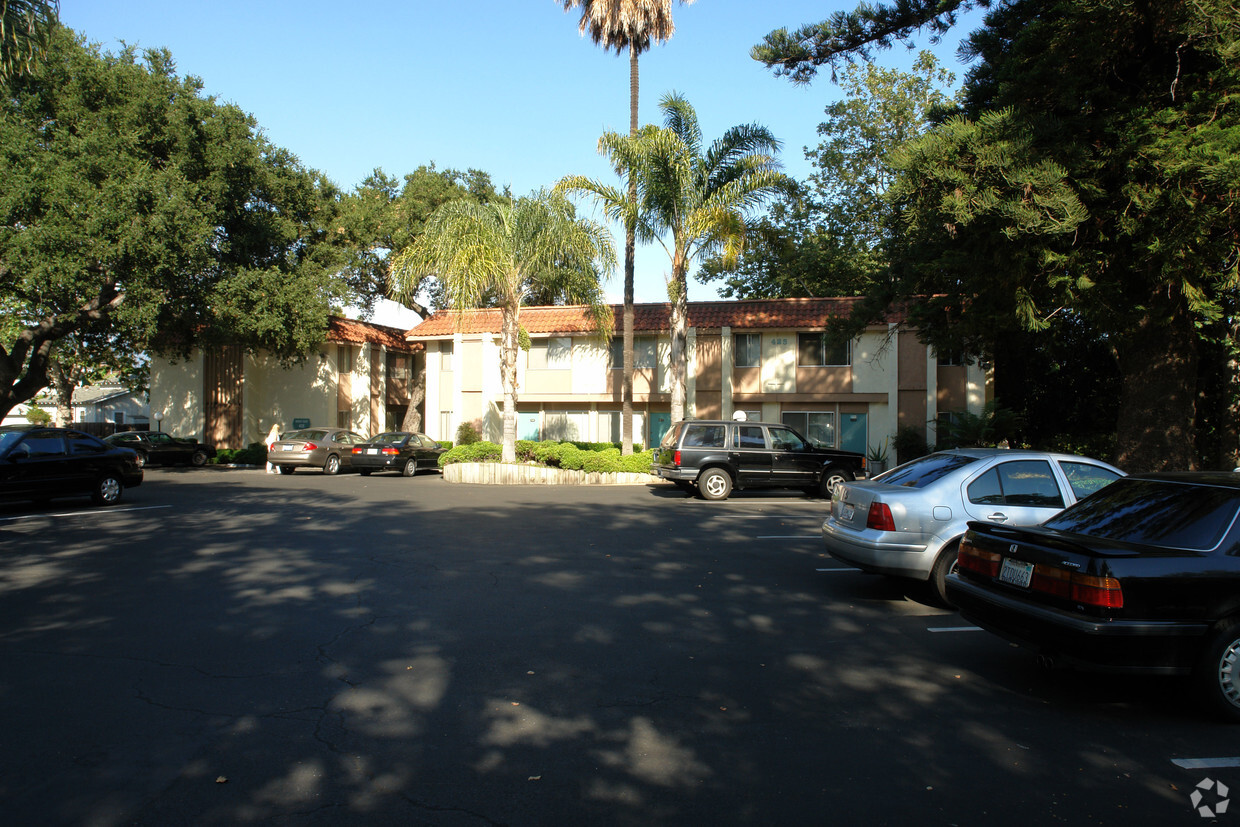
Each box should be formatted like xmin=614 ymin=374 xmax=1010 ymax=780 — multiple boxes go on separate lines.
xmin=389 ymin=190 xmax=615 ymax=462
xmin=560 ymin=0 xmax=694 ymax=454
xmin=559 ymin=92 xmax=789 ymax=422
xmin=1 ymin=0 xmax=58 ymax=81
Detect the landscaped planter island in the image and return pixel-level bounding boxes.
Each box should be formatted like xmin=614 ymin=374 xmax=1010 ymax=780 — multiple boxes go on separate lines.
xmin=443 ymin=462 xmax=651 ymax=486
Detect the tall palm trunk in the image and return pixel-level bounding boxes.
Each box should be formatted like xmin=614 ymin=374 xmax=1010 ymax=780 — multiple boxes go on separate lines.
xmin=500 ymin=303 xmax=521 ymax=463
xmin=621 ymin=45 xmax=638 ymax=454
xmin=668 ymin=258 xmax=688 ymax=423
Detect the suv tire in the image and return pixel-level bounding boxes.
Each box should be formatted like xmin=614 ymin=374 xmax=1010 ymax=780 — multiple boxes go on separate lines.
xmin=698 ymin=468 xmax=733 ymax=501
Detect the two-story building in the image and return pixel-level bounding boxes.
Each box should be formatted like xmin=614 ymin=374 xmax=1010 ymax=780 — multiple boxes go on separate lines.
xmin=405 ymin=297 xmax=991 ymax=466
xmin=149 ymin=316 xmax=422 ymax=448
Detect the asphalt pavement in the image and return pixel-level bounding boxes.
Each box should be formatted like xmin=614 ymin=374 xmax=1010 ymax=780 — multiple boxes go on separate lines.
xmin=0 ymin=467 xmax=1236 ymax=825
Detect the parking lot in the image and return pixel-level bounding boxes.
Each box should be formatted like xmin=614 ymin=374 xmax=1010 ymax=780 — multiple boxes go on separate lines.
xmin=1 ymin=468 xmax=1237 ymax=825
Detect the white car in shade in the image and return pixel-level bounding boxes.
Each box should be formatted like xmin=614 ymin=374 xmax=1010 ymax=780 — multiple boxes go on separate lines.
xmin=822 ymin=448 xmax=1125 ymax=605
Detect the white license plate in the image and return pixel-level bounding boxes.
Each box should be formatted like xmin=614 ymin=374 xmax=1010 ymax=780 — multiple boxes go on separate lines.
xmin=841 ymin=505 xmax=855 ymax=522
xmin=282 ymin=444 xmax=296 ymax=451
xmin=999 ymin=557 xmax=1034 ymax=588
xmin=368 ymin=448 xmax=380 ymax=455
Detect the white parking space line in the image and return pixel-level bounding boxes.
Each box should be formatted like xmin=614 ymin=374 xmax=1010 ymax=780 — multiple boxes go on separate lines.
xmin=815 ymin=567 xmax=855 ymax=572
xmin=927 ymin=626 xmax=984 ymax=633
xmin=759 ymin=535 xmax=820 ymax=539
xmin=1172 ymin=758 xmax=1240 ymax=769
xmin=0 ymin=505 xmax=171 ymax=523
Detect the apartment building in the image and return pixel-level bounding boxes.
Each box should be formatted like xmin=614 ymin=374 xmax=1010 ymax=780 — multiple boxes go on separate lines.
xmin=405 ymin=298 xmax=992 ymax=467
xmin=149 ymin=317 xmax=422 ymax=449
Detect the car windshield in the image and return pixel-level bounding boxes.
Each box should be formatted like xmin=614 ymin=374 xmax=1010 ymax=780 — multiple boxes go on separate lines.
xmin=373 ymin=433 xmax=407 ymax=445
xmin=875 ymin=452 xmax=980 ymax=489
xmin=1043 ymin=477 xmax=1240 ymax=551
xmin=0 ymin=430 xmax=24 ymax=454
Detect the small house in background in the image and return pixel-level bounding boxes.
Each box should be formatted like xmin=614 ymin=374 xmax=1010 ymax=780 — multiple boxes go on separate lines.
xmin=149 ymin=316 xmax=422 ymax=449
xmin=72 ymin=382 xmax=150 ymax=428
xmin=405 ymin=298 xmax=992 ymax=467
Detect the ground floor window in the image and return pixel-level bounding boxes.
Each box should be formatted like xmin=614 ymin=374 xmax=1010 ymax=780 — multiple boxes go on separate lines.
xmin=782 ymin=411 xmax=836 ymax=448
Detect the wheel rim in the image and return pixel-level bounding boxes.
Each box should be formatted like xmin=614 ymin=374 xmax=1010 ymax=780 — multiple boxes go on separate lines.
xmin=405 ymin=460 xmax=416 ymax=475
xmin=703 ymin=474 xmax=727 ymax=498
xmin=1218 ymin=638 xmax=1240 ymax=708
xmin=99 ymin=477 xmax=120 ymax=503
xmin=326 ymin=456 xmax=339 ymax=474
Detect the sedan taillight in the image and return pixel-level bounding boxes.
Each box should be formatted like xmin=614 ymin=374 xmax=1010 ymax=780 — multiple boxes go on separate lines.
xmin=866 ymin=502 xmax=895 ymax=532
xmin=303 ymin=442 xmax=317 ymax=451
xmin=1030 ymin=566 xmax=1123 ymax=608
xmin=957 ymin=536 xmax=1001 ymax=577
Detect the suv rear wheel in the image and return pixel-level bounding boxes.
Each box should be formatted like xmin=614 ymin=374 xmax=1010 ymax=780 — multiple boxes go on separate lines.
xmin=698 ymin=468 xmax=733 ymax=501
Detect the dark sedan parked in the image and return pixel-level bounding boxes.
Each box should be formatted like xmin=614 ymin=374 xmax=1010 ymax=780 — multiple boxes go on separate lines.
xmin=946 ymin=472 xmax=1240 ymax=722
xmin=104 ymin=430 xmax=216 ymax=468
xmin=0 ymin=425 xmax=143 ymax=505
xmin=350 ymin=432 xmax=445 ymax=477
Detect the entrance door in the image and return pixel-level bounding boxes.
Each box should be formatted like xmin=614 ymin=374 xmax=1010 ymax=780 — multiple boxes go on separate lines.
xmin=840 ymin=412 xmax=867 ymax=456
xmin=519 ymin=413 xmax=540 ymax=441
xmin=650 ymin=413 xmax=672 ymax=447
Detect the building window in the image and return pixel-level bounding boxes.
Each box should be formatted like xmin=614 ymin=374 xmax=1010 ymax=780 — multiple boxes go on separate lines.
xmin=337 ymin=344 xmax=354 ymax=372
xmin=782 ymin=411 xmax=836 ymax=448
xmin=937 ymin=348 xmax=966 ymax=367
xmin=734 ymin=333 xmax=761 ymax=368
xmin=111 ymin=412 xmax=125 ymax=425
xmin=440 ymin=411 xmax=452 ymax=440
xmin=440 ymin=341 xmax=454 ymax=371
xmin=529 ymin=337 xmax=572 ymax=370
xmin=797 ymin=333 xmax=849 ymax=367
xmin=610 ymin=336 xmax=656 ymax=369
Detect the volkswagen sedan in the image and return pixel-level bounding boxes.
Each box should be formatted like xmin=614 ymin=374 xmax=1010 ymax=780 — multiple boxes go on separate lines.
xmin=823 ymin=449 xmax=1124 ymax=605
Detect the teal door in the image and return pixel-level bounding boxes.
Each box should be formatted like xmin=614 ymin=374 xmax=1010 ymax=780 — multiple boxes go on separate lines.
xmin=841 ymin=413 xmax=867 ymax=455
xmin=651 ymin=413 xmax=672 ymax=447
xmin=519 ymin=413 xmax=540 ymax=441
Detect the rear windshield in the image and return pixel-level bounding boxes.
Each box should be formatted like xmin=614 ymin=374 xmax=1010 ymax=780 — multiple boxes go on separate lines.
xmin=373 ymin=433 xmax=407 ymax=445
xmin=875 ymin=452 xmax=980 ymax=489
xmin=288 ymin=429 xmax=326 ymax=441
xmin=1042 ymin=477 xmax=1240 ymax=551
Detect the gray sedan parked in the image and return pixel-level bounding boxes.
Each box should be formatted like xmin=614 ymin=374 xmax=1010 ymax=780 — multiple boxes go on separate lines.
xmin=267 ymin=427 xmax=365 ymax=475
xmin=822 ymin=448 xmax=1124 ymax=605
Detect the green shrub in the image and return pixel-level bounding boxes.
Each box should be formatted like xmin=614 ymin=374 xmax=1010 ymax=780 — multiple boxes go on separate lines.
xmin=25 ymin=406 xmax=51 ymax=425
xmin=439 ymin=441 xmax=502 ymax=466
xmin=893 ymin=426 xmax=930 ymax=463
xmin=215 ymin=442 xmax=268 ymax=466
xmin=456 ymin=421 xmax=482 ymax=445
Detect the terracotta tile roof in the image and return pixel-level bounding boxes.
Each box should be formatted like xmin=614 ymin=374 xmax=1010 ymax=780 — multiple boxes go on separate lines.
xmin=328 ymin=316 xmax=422 ymax=352
xmin=404 ymin=297 xmax=889 ymax=339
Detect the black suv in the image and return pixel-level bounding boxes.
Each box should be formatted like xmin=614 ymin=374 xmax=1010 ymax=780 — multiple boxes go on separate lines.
xmin=652 ymin=419 xmax=867 ymax=500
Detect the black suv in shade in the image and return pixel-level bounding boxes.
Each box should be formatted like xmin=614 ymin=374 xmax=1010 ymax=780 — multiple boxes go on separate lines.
xmin=652 ymin=419 xmax=867 ymax=500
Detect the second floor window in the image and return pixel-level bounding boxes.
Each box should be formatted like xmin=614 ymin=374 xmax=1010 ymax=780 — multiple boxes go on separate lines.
xmin=529 ymin=337 xmax=572 ymax=370
xmin=797 ymin=333 xmax=849 ymax=367
xmin=734 ymin=333 xmax=761 ymax=368
xmin=440 ymin=341 xmax=454 ymax=371
xmin=611 ymin=336 xmax=657 ymax=369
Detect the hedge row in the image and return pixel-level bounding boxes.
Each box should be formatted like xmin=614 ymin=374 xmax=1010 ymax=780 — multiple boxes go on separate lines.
xmin=439 ymin=440 xmax=654 ymax=474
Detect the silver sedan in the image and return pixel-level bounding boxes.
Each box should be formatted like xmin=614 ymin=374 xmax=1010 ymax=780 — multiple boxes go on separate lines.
xmin=822 ymin=448 xmax=1124 ymax=605
xmin=267 ymin=427 xmax=365 ymax=475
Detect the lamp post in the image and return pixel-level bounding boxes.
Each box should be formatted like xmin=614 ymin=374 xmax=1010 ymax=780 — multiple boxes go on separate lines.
xmin=153 ymin=411 xmax=163 ymax=433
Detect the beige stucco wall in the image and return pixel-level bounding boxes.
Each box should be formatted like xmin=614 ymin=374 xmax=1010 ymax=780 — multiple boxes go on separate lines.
xmin=760 ymin=331 xmax=796 ymax=394
xmin=149 ymin=353 xmax=204 ymax=439
xmin=244 ymin=352 xmax=335 ymax=444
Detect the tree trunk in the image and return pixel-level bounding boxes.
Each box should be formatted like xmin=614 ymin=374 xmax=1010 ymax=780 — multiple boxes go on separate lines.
xmin=668 ymin=263 xmax=688 ymax=424
xmin=499 ymin=305 xmax=520 ymax=463
xmin=49 ymin=360 xmax=75 ymax=427
xmin=621 ymin=45 xmax=639 ymax=455
xmin=399 ymin=357 xmax=426 ymax=433
xmin=1114 ymin=290 xmax=1197 ymax=472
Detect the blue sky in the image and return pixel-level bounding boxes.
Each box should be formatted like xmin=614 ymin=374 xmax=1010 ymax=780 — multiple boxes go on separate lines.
xmin=60 ymin=1 xmax=979 ymax=327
